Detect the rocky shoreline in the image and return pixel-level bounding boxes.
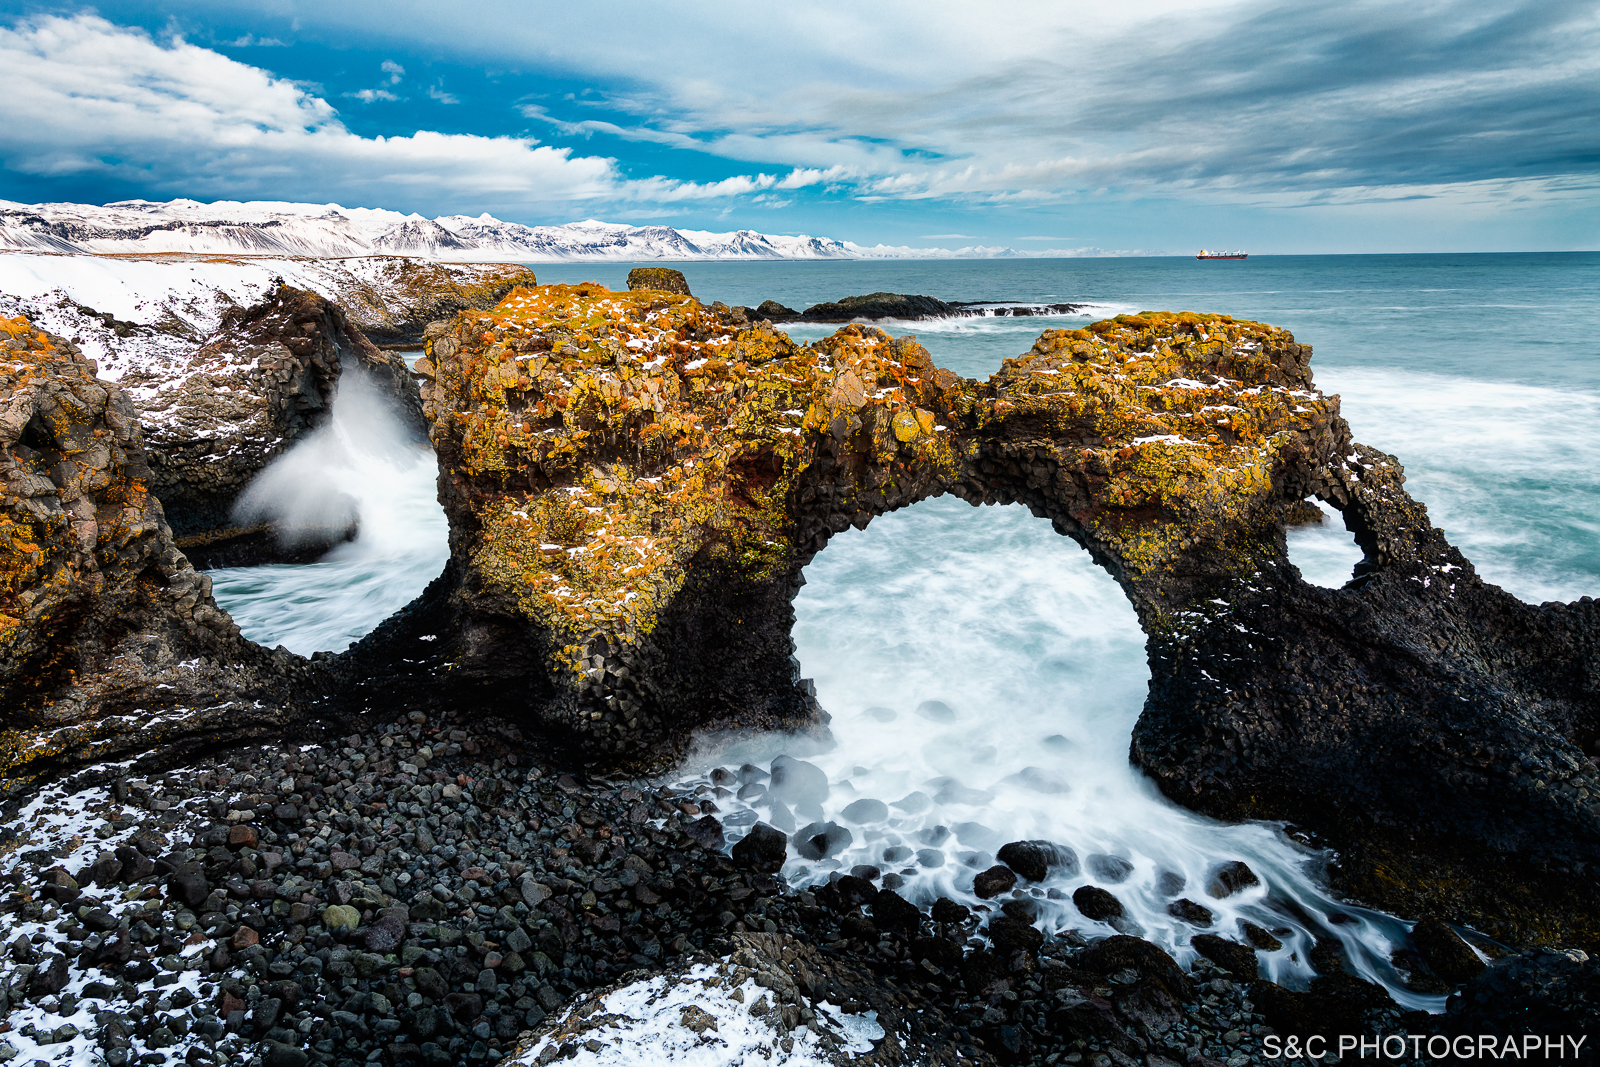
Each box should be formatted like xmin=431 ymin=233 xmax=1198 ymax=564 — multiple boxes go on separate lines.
xmin=2 ymin=265 xmax=1597 ymax=1064
xmin=5 ymin=707 xmax=1590 ymax=1067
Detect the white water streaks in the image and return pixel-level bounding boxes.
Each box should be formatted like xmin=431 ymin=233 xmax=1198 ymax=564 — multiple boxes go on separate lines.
xmin=1318 ymin=366 xmax=1600 ymax=605
xmin=207 ymin=368 xmax=449 ymax=655
xmin=1285 ymin=500 xmax=1367 ymax=588
xmin=678 ymin=497 xmax=1447 ymax=1010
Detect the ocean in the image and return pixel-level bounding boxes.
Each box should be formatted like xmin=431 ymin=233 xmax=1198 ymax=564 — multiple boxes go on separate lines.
xmin=207 ymin=253 xmax=1600 ymax=1004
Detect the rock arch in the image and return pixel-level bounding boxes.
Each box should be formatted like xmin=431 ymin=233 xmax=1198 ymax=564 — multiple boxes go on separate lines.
xmin=380 ymin=282 xmax=1597 ymax=940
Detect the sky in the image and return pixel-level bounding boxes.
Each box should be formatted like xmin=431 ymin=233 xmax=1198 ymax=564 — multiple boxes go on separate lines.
xmin=0 ymin=0 xmax=1596 ymax=253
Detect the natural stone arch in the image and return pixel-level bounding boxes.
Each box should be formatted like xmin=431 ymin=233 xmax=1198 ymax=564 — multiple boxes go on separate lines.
xmin=379 ymin=282 xmax=1598 ymax=942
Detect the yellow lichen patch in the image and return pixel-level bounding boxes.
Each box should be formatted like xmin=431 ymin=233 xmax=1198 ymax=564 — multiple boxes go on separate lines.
xmin=427 ymin=292 xmax=1341 ymax=686
xmin=979 ymin=310 xmax=1340 ymax=616
xmin=424 ymin=290 xmax=970 ymax=671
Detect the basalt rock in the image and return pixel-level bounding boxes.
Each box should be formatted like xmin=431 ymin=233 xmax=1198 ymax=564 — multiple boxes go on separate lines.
xmin=388 ymin=281 xmax=1597 ymax=939
xmin=0 ymin=316 xmax=322 ymax=792
xmin=323 ymin=259 xmax=537 ymax=346
xmin=626 ymin=268 xmax=692 ymax=297
xmin=788 ymin=291 xmax=1084 ymax=322
xmin=129 ymin=284 xmax=423 ymax=548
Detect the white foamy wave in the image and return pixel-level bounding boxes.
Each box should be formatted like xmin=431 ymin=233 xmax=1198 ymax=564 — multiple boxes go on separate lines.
xmin=208 ymin=369 xmax=450 ymax=654
xmin=678 ymin=498 xmax=1444 ymax=1009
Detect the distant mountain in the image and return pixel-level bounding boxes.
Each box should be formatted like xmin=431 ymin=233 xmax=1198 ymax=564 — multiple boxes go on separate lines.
xmin=0 ymin=198 xmax=1017 ymax=261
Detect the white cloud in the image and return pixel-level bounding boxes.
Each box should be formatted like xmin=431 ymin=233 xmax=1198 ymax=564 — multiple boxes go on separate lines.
xmin=428 ymin=84 xmax=460 ymax=105
xmin=0 ymin=14 xmax=796 ymax=210
xmin=380 ymin=58 xmax=404 ymax=84
xmin=347 ymin=88 xmax=398 ymax=103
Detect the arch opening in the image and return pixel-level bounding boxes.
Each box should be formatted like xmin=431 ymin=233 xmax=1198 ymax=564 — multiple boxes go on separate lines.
xmin=205 ymin=365 xmax=450 ymax=656
xmin=677 ymin=496 xmax=1443 ymax=1008
xmin=1285 ymin=498 xmax=1368 ymax=588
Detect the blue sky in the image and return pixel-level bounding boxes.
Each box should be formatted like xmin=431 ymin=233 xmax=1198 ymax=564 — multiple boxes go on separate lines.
xmin=0 ymin=0 xmax=1597 ymax=253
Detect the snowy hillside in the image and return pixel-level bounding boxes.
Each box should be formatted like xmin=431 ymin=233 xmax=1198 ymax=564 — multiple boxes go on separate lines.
xmin=0 ymin=198 xmax=996 ymax=261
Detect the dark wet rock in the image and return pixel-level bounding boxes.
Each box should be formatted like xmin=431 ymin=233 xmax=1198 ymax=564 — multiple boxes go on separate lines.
xmin=1072 ymin=885 xmax=1124 ymax=921
xmin=841 ymin=798 xmax=889 ymax=823
xmin=1191 ymin=934 xmax=1258 ymax=977
xmin=835 ymin=875 xmax=877 ymax=906
xmin=1410 ymin=916 xmax=1487 ymax=985
xmin=754 ymin=299 xmax=799 ymax=321
xmin=1434 ymin=947 xmax=1599 ymax=1039
xmin=932 ymin=897 xmax=972 ymax=924
xmin=1155 ymin=869 xmax=1186 ymax=897
xmin=997 ymin=839 xmax=1077 ymax=882
xmin=972 ymin=865 xmax=1017 ymax=899
xmin=1000 ymin=899 xmax=1038 ymax=923
xmin=1167 ymin=898 xmax=1214 ymax=927
xmin=792 ymin=821 xmax=851 ymax=860
xmin=730 ymin=821 xmax=788 ymax=873
xmin=625 ymin=268 xmax=691 ymax=296
xmin=871 ymin=888 xmax=923 ymax=932
xmin=916 ymin=848 xmax=945 ymax=868
xmin=685 ymin=814 xmax=724 ymax=851
xmin=1086 ymin=853 xmax=1134 ymax=883
xmin=1241 ymin=921 xmax=1283 ymax=951
xmin=988 ymin=915 xmax=1043 ymax=955
xmin=1080 ymin=936 xmax=1190 ymax=998
xmin=1205 ymin=860 xmax=1258 ymax=897
xmin=881 ymin=845 xmax=912 ymax=864
xmin=791 ymin=292 xmax=1086 ymax=323
xmin=915 ymin=699 xmax=958 ymax=723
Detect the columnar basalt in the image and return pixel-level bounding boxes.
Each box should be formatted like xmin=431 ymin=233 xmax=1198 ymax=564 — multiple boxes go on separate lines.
xmin=0 ymin=316 xmax=320 ymax=793
xmin=404 ymin=282 xmax=1599 ymax=938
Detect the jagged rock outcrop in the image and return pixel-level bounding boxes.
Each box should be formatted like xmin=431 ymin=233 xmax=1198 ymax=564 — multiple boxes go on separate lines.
xmin=0 ymin=253 xmax=530 ymax=560
xmin=0 ymin=316 xmax=322 ymax=793
xmin=761 ymin=291 xmax=1084 ymax=322
xmin=130 ymin=284 xmax=424 ymax=548
xmin=392 ymin=281 xmax=1598 ymax=941
xmin=321 ymin=258 xmax=537 ymax=345
xmin=626 ymin=267 xmax=692 ymax=296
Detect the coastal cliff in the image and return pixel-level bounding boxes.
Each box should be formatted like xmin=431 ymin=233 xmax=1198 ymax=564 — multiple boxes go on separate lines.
xmin=0 ymin=317 xmax=320 ymax=792
xmin=0 ymin=252 xmax=530 ymax=561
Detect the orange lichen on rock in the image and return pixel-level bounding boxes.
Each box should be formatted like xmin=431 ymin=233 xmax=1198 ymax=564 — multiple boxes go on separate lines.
xmin=421 ymin=289 xmax=1347 ymax=751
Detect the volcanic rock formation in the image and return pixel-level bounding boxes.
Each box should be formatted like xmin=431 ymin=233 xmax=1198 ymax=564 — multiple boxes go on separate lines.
xmin=131 ymin=285 xmax=424 ymax=549
xmin=0 ymin=317 xmax=320 ymax=793
xmin=391 ymin=280 xmax=1598 ymax=942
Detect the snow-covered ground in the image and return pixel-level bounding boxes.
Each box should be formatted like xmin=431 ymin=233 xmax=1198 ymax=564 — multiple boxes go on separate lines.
xmin=0 ymin=198 xmax=1029 ymax=261
xmin=0 ymin=251 xmax=517 ymax=391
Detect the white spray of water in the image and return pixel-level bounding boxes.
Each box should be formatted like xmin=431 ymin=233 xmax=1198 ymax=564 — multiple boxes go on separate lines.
xmin=680 ymin=498 xmax=1445 ymax=1010
xmin=207 ymin=368 xmax=450 ymax=655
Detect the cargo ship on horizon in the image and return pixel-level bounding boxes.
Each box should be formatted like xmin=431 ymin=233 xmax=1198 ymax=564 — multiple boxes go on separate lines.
xmin=1197 ymin=249 xmax=1248 ymax=259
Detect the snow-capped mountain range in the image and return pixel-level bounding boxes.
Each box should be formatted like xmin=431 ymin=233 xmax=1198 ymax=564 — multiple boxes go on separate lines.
xmin=0 ymin=198 xmax=1032 ymax=261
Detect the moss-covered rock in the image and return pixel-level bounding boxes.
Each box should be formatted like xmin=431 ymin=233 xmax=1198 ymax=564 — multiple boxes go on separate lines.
xmin=391 ymin=286 xmax=1599 ymax=944
xmin=0 ymin=316 xmax=322 ymax=793
xmin=625 ymin=268 xmax=691 ymax=296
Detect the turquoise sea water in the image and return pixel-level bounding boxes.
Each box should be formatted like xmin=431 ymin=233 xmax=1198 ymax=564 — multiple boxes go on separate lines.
xmin=210 ymin=254 xmax=1599 ymax=1004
